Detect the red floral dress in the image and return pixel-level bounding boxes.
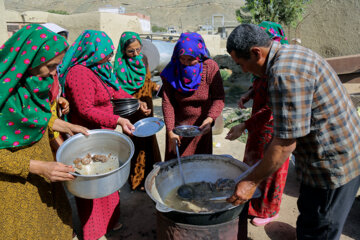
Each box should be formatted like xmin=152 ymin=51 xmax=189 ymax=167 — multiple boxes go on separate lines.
xmin=244 ymin=77 xmax=290 ymax=218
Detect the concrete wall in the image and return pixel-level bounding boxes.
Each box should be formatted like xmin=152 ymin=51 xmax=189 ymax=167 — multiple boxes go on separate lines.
xmin=202 ymin=34 xmax=227 ymax=56
xmin=5 ymin=9 xmax=23 ymax=22
xmin=99 ymin=13 xmax=142 ymax=50
xmin=48 ymin=12 xmax=101 ymax=44
xmin=292 ymin=0 xmax=360 ymax=57
xmin=0 ymin=0 xmax=8 ymax=44
xmin=3 ymin=10 xmax=143 ymax=47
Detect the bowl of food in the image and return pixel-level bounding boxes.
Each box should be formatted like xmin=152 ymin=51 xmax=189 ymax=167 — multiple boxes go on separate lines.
xmin=56 ymin=129 xmax=134 ymax=199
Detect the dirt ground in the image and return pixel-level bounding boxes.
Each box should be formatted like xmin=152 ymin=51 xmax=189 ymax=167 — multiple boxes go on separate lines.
xmin=73 ymin=95 xmax=360 ymax=240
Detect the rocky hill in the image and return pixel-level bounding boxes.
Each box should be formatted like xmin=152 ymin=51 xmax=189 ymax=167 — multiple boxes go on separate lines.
xmin=4 ymin=0 xmax=244 ymax=31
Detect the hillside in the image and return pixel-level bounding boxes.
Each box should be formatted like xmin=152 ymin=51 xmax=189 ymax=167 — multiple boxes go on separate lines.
xmin=4 ymin=0 xmax=244 ymax=31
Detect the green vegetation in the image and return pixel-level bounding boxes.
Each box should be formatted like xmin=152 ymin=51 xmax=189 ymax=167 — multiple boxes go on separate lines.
xmin=151 ymin=25 xmax=167 ymax=33
xmin=220 ymin=69 xmax=231 ymax=81
xmin=224 ymin=108 xmax=252 ymax=143
xmin=47 ymin=9 xmax=69 ymax=15
xmin=236 ymin=0 xmax=311 ymax=27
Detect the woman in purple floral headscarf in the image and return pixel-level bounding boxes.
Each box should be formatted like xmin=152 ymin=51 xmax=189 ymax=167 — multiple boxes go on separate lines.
xmin=160 ymin=32 xmax=225 ymax=160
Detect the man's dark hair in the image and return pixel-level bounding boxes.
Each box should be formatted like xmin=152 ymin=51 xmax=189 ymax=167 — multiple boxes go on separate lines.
xmin=227 ymin=24 xmax=271 ymax=59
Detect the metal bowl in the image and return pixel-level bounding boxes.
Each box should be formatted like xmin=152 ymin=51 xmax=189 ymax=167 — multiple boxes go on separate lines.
xmin=173 ymin=125 xmax=202 ymax=137
xmin=56 ymin=129 xmax=134 ymax=199
xmin=145 ymin=154 xmax=250 ymax=225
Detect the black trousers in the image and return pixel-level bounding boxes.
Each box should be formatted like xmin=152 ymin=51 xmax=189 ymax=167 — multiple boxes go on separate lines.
xmin=296 ymin=175 xmax=360 ymax=240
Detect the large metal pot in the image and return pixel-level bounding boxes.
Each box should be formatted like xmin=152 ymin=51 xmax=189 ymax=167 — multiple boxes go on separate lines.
xmin=145 ymin=154 xmax=250 ymax=225
xmin=56 ymin=129 xmax=134 ymax=199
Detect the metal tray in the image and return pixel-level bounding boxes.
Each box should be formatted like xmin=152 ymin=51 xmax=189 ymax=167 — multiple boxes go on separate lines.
xmin=132 ymin=117 xmax=165 ymax=137
xmin=173 ymin=125 xmax=202 ymax=137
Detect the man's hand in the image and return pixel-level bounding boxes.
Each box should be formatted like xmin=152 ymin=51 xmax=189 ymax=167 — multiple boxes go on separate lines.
xmin=226 ymin=179 xmax=257 ymax=205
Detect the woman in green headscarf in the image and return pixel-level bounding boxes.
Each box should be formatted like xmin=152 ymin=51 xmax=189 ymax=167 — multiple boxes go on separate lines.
xmin=114 ymin=31 xmax=161 ymax=190
xmin=58 ymin=29 xmax=151 ymax=240
xmin=0 ymin=23 xmax=87 ymax=239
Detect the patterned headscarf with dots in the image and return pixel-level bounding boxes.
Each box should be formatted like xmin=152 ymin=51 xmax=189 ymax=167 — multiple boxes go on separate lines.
xmin=0 ymin=23 xmax=68 ymax=149
xmin=114 ymin=31 xmax=147 ymax=95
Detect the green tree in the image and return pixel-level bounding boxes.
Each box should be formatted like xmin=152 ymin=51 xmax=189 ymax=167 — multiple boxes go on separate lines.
xmin=47 ymin=9 xmax=69 ymax=15
xmin=151 ymin=25 xmax=167 ymax=33
xmin=236 ymin=0 xmax=311 ymax=27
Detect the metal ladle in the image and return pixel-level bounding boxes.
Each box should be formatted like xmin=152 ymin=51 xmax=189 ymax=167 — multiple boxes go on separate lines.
xmin=175 ymin=140 xmax=195 ymax=200
xmin=209 ymin=160 xmax=262 ymax=201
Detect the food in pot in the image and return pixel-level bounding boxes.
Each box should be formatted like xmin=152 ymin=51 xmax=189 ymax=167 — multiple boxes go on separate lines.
xmin=81 ymin=153 xmax=92 ymax=165
xmin=164 ymin=179 xmax=235 ymax=213
xmin=215 ymin=178 xmax=235 ymax=190
xmin=73 ymin=158 xmax=82 ymax=164
xmin=72 ymin=153 xmax=119 ymax=175
xmin=92 ymin=154 xmax=109 ymax=162
xmin=181 ymin=126 xmax=200 ymax=137
xmin=75 ymin=163 xmax=82 ymax=170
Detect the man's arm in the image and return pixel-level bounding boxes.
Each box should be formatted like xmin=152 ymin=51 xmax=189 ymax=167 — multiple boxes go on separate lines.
xmin=227 ymin=137 xmax=296 ymax=205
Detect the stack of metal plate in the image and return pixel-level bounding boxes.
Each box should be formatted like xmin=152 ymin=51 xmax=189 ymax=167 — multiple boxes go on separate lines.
xmin=111 ymin=98 xmax=139 ymax=117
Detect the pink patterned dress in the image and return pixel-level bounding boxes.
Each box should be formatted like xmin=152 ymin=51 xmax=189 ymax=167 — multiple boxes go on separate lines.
xmin=65 ymin=65 xmax=132 ymax=240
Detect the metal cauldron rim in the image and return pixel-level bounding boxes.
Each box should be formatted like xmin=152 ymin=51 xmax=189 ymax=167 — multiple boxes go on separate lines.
xmin=145 ymin=154 xmax=249 ymax=215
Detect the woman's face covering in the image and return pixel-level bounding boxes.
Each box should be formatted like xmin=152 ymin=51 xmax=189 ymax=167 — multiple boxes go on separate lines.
xmin=28 ymin=51 xmax=66 ymax=78
xmin=179 ymin=55 xmax=199 ymax=66
xmin=125 ymin=40 xmax=142 ymax=58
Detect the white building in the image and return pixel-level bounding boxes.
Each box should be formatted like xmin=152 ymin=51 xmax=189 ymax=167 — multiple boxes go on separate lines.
xmin=98 ymin=6 xmax=125 ymax=14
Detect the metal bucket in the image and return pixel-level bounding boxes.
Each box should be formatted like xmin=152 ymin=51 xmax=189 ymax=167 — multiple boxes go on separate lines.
xmin=145 ymin=154 xmax=250 ymax=225
xmin=56 ymin=129 xmax=134 ymax=199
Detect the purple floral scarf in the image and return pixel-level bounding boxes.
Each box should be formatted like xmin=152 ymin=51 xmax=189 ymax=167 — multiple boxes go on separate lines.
xmin=160 ymin=32 xmax=210 ymax=93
